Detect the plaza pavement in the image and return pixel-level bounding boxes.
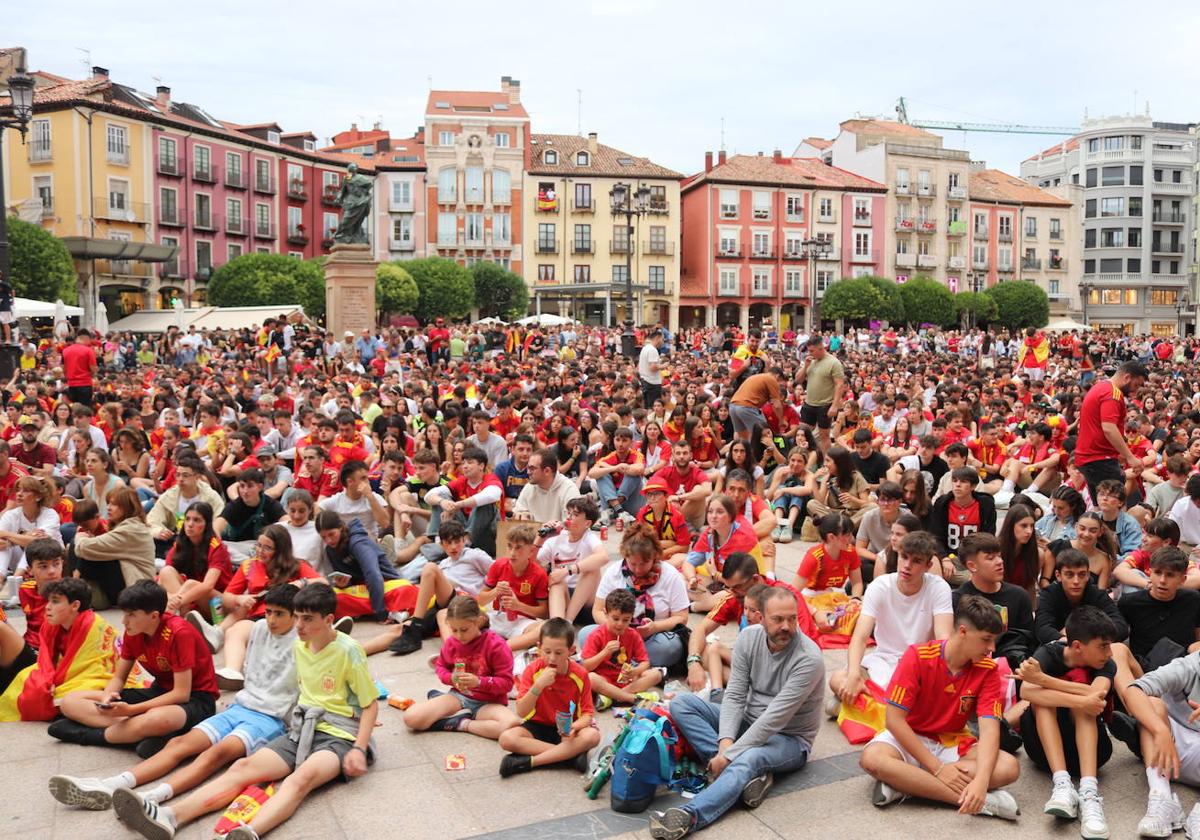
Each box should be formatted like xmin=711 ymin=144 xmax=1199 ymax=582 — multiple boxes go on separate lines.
xmin=3 ymin=535 xmax=1168 ymax=839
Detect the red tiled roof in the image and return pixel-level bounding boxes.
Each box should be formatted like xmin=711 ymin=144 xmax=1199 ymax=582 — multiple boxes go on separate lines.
xmin=1023 ymin=137 xmax=1080 ymax=162
xmin=528 ymin=133 xmax=680 ymax=179
xmin=231 ymin=121 xmax=283 ymax=132
xmin=325 ymin=128 xmax=390 ymax=151
xmin=801 ymin=137 xmax=831 ymax=150
xmin=968 ymin=168 xmax=1072 ymax=206
xmin=685 ymin=154 xmax=886 ymax=193
xmin=425 ymin=90 xmax=528 ymax=119
xmin=281 ymin=130 xmax=316 ymax=140
xmin=839 ymin=119 xmax=936 ymax=140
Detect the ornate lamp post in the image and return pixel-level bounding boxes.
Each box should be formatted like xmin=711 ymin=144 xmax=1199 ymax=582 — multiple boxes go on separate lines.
xmin=0 ymin=68 xmax=35 ymax=293
xmin=1177 ymin=288 xmax=1192 ymax=337
xmin=1080 ymin=281 xmax=1091 ymax=325
xmin=609 ymin=182 xmax=651 ymax=358
xmin=802 ymin=237 xmax=831 ymax=331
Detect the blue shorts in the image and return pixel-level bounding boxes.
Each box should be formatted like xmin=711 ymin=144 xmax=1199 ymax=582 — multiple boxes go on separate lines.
xmin=427 ymin=688 xmax=489 ymax=717
xmin=194 ymin=702 xmax=286 ymax=753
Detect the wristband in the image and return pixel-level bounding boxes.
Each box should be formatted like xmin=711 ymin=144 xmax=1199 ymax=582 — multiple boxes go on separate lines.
xmin=686 ymin=655 xmax=702 ymax=666
xmin=349 ymin=745 xmax=367 ymax=755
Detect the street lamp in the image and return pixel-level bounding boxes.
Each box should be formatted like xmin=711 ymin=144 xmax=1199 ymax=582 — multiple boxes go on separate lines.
xmin=802 ymin=238 xmax=831 ymax=331
xmin=609 ymin=181 xmax=651 ymax=357
xmin=1080 ymin=282 xmax=1091 ymax=325
xmin=0 ymin=68 xmax=35 ymax=298
xmin=1177 ymin=289 xmax=1192 ymax=337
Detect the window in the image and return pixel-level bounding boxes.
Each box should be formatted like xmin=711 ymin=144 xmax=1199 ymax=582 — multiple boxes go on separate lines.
xmin=1085 ymin=199 xmax=1096 ymax=219
xmin=1024 ymin=217 xmax=1037 ymax=237
xmin=1101 ymin=166 xmax=1124 ymax=186
xmin=196 ymin=240 xmax=213 ymax=272
xmin=391 ymin=217 xmax=412 ymax=244
xmin=391 ymin=180 xmax=412 ymax=208
xmin=537 ymin=223 xmax=556 ymax=252
xmin=785 ymin=233 xmax=804 ymax=256
xmin=785 ymin=269 xmax=803 ymax=295
xmin=973 ymin=213 xmax=988 ymax=235
xmin=493 ymin=213 xmax=511 ymax=245
xmin=1085 ymin=229 xmax=1097 ymax=248
xmin=998 ymin=216 xmax=1013 ymax=238
xmin=575 ymin=183 xmax=592 ymax=210
xmin=158 ymin=188 xmax=177 ymax=223
xmin=1128 ymin=258 xmax=1141 ymax=272
xmin=718 ymin=231 xmax=740 ymax=256
xmin=33 ymin=175 xmax=53 ymax=214
xmin=575 ymin=151 xmax=589 ymax=166
xmin=1129 ymin=197 xmax=1142 ymax=217
xmin=998 ymin=246 xmax=1013 ymax=270
xmin=648 ymin=185 xmax=667 ymax=210
xmin=752 ymin=191 xmax=771 ymax=220
xmin=895 ymin=168 xmax=909 ymax=190
xmin=612 ymin=265 xmax=629 ymax=285
xmin=1049 ymin=218 xmax=1062 ymax=239
xmin=226 ymin=198 xmax=242 ymax=229
xmin=465 ymin=212 xmax=483 ymax=245
xmin=973 ymin=244 xmax=987 ymax=266
xmin=438 ymin=168 xmax=457 ymax=203
xmin=719 ymin=268 xmax=738 ymax=295
xmin=494 ymin=132 xmax=509 ymax=148
xmin=1049 ymin=279 xmax=1059 ymax=295
xmin=465 ymin=167 xmax=483 ymax=202
xmin=1131 ymin=136 xmax=1143 ymax=150
xmin=785 ymin=194 xmax=804 ymax=221
xmin=1100 ymin=258 xmax=1123 ymax=273
xmin=255 ymin=159 xmax=272 ymax=191
xmin=437 ymin=212 xmax=456 ymax=244
xmin=853 ymin=197 xmax=870 ymax=222
xmin=752 ymin=267 xmax=771 ymax=295
xmin=719 ymin=189 xmax=739 ymax=219
xmin=30 ymin=118 xmax=51 ymax=161
xmin=544 ymin=150 xmax=557 ymax=164
xmin=323 ymin=212 xmax=338 ymax=240
xmin=1101 ymin=228 xmax=1123 ymax=247
xmin=854 ymin=231 xmax=871 ymax=257
xmin=917 ymin=170 xmax=931 ymax=191
xmin=819 ymin=197 xmax=833 ymax=220
xmin=492 ymin=170 xmax=511 ymax=204
xmin=255 ymin=203 xmax=271 ymax=234
xmin=1087 ymin=138 xmax=1100 ymax=153
xmin=1154 ymin=169 xmax=1163 ymax=183
xmin=1130 ymin=166 xmax=1143 ymax=186
xmin=896 ymin=238 xmax=910 ymax=255
xmin=649 ymin=225 xmax=666 ymax=254
xmin=538 ymin=265 xmax=555 ymax=282
xmin=1100 ymin=197 xmax=1123 ymax=217
xmin=161 ymin=236 xmax=179 ymax=275
xmin=194 ymin=146 xmax=212 ymax=179
xmin=107 ymin=179 xmax=130 ymax=213
xmin=752 ymin=232 xmax=771 ymax=257
xmin=574 ymin=265 xmax=591 ymax=283
xmin=1151 ymin=289 xmax=1180 ymax=306
xmin=228 ymin=243 xmax=243 ymax=261
xmin=1173 ymin=170 xmax=1183 ymax=184
xmin=947 ymin=172 xmax=961 ymax=189
xmin=106 ymin=123 xmax=128 ymax=164
xmin=648 ymin=266 xmax=665 ymax=293
xmin=1104 ymin=136 xmax=1124 ymax=151
xmin=158 ymin=137 xmax=177 ymax=170
xmin=1085 ymin=168 xmax=1097 ymax=188
xmin=574 ymin=224 xmax=592 ymax=252
xmin=438 ymin=131 xmax=454 ymax=147
xmin=1128 ymin=228 xmax=1142 ymax=247
xmin=286 ymin=206 xmax=302 ymax=237
xmin=815 ymin=270 xmax=833 ymax=294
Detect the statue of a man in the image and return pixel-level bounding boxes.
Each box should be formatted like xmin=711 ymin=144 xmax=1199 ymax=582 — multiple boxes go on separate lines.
xmin=332 ymin=163 xmax=372 ymax=245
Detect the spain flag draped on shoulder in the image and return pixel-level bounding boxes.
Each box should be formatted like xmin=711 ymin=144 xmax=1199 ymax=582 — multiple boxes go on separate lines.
xmin=0 ymin=610 xmax=118 ymax=721
xmin=1017 ymin=331 xmax=1050 ymax=369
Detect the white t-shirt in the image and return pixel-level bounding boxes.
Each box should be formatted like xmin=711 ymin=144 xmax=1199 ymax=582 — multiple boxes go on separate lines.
xmin=283 ymin=521 xmax=325 ymax=572
xmin=319 ymin=491 xmax=387 ymax=540
xmin=1169 ymin=495 xmax=1200 ymax=546
xmin=638 ymin=343 xmax=662 ymax=384
xmin=860 ymin=572 xmax=953 ymax=685
xmin=0 ymin=506 xmax=63 ymax=574
xmin=537 ymin=530 xmax=603 ymax=590
xmin=595 ymin=560 xmax=689 ymax=621
xmin=439 ymin=547 xmax=493 ymax=596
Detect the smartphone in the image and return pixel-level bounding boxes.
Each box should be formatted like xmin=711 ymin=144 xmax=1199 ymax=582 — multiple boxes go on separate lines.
xmin=94 ymin=701 xmax=114 ymax=710
xmin=329 ymin=572 xmax=352 ymax=588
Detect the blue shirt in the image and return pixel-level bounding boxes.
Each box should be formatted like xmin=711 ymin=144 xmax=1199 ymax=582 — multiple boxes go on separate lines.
xmin=493 ymin=457 xmax=530 ymax=501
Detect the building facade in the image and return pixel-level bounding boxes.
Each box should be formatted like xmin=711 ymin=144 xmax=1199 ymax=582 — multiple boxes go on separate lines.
xmin=1021 ymin=115 xmax=1197 ymax=335
xmin=523 ymin=133 xmax=682 ymax=329
xmin=799 ymin=119 xmax=973 ymax=292
xmin=679 ymin=151 xmax=887 ymax=330
xmin=423 ymin=77 xmax=529 ymax=276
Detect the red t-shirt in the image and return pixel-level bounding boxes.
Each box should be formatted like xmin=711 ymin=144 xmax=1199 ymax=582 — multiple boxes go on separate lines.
xmin=707 ymin=578 xmax=819 ymax=640
xmin=225 ymin=559 xmax=321 ymax=619
xmin=656 ymin=463 xmax=709 ymax=495
xmin=447 ymin=473 xmax=505 ymax=516
xmin=515 ymin=657 xmax=595 ymax=726
xmin=0 ymin=462 xmax=29 ymax=508
xmin=62 ymin=343 xmax=97 ymax=388
xmin=944 ymin=498 xmax=982 ymax=552
xmin=483 ymin=558 xmax=549 ymax=621
xmin=328 ymin=439 xmax=370 ymax=472
xmin=1076 ymin=380 xmax=1127 ymax=467
xmin=581 ymin=623 xmax=649 ymax=683
xmin=636 ymin=503 xmax=690 ymax=546
xmin=119 ymin=612 xmax=219 ymax=698
xmin=938 ymin=426 xmax=971 ymax=452
xmin=967 ymin=439 xmax=1006 ymax=470
xmin=18 ymin=578 xmax=46 ymax=649
xmin=492 ymin=412 xmax=522 ymax=441
xmin=164 ymin=536 xmax=235 ymax=592
xmin=294 ymin=465 xmax=340 ymax=499
xmin=886 ymin=640 xmax=1004 ymax=740
xmin=797 ymin=544 xmax=860 ymax=590
xmin=598 ymin=449 xmax=645 ymax=470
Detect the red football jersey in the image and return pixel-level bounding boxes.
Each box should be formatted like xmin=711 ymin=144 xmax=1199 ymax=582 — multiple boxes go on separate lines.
xmin=515 ymin=658 xmax=594 ymax=726
xmin=483 ymin=558 xmax=549 ymax=621
xmin=119 ymin=612 xmax=219 ymax=698
xmin=886 ymin=640 xmax=1004 ymax=739
xmin=797 ymin=544 xmax=860 ymax=590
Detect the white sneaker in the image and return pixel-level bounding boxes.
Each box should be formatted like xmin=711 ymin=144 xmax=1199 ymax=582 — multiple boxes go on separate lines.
xmin=215 ymin=666 xmax=244 ymax=691
xmin=112 ymin=787 xmax=176 ymax=839
xmin=1044 ymin=781 xmax=1079 ymax=819
xmin=1138 ymin=792 xmax=1184 ymax=837
xmin=979 ymin=789 xmax=1020 ymax=821
xmin=1079 ymin=790 xmax=1109 ymax=839
xmin=184 ymin=610 xmax=224 ymax=654
xmin=825 ymin=693 xmax=843 ymax=720
xmin=47 ymin=775 xmax=114 ymax=810
xmin=871 ymin=779 xmax=904 ymax=808
xmin=1185 ymin=801 xmax=1200 ymax=840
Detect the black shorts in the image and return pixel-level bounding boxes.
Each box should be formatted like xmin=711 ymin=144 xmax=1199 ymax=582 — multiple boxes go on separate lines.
xmin=0 ymin=643 xmax=37 ymax=695
xmin=799 ymin=402 xmax=833 ymax=430
xmin=266 ymin=730 xmax=372 ymax=783
xmin=120 ymin=687 xmax=217 ymax=733
xmin=522 ymin=719 xmax=562 ymax=746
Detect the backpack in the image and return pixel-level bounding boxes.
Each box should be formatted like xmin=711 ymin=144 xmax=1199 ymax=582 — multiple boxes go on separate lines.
xmin=610 ymin=705 xmax=694 ymax=813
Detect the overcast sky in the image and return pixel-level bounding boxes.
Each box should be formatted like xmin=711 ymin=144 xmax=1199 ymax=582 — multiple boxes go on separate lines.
xmin=14 ymin=0 xmax=1200 ymax=178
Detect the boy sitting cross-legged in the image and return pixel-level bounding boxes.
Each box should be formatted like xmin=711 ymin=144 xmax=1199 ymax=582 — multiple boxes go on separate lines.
xmin=498 ymin=617 xmax=601 ymax=777
xmin=1016 ymin=606 xmax=1118 ymax=839
xmin=113 ymin=583 xmax=379 ymax=840
xmin=859 ymin=594 xmax=1021 ymax=821
xmin=581 ymin=588 xmax=663 ymax=709
xmin=50 ymin=579 xmax=219 ymax=756
xmin=49 ymin=584 xmax=299 ymax=811
xmin=477 ymin=524 xmax=549 ymax=662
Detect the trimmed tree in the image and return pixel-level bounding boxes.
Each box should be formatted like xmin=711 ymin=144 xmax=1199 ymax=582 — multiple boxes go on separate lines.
xmin=207 ymin=253 xmax=325 ymax=319
xmin=984 ymin=280 xmax=1050 ymax=330
xmin=7 ymin=217 xmax=77 ymax=303
xmin=954 ymin=291 xmax=999 ymax=327
xmin=898 ymin=276 xmax=956 ymax=328
xmin=404 ymin=257 xmax=476 ymax=322
xmin=376 ymin=262 xmax=419 ymax=318
xmin=863 ymin=276 xmax=905 ymax=324
xmin=819 ymin=277 xmax=886 ymax=321
xmin=471 ymin=261 xmax=529 ymax=320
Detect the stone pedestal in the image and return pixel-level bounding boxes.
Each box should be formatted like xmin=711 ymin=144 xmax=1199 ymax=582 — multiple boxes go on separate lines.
xmin=325 ymin=243 xmax=377 ymax=337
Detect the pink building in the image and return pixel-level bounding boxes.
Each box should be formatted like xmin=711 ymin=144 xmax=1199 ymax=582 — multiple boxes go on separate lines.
xmin=679 ymin=151 xmax=886 ymax=330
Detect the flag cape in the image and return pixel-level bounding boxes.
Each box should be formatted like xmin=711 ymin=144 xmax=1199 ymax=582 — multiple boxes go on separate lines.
xmin=0 ymin=610 xmax=118 ymax=722
xmin=334 ymin=579 xmax=418 ymax=619
xmin=1017 ymin=334 xmax=1050 ymax=368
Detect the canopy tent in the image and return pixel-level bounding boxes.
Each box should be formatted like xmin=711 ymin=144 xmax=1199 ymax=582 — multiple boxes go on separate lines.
xmin=1045 ymin=318 xmax=1091 ymax=332
xmin=474 ymin=317 xmax=507 ymax=325
xmin=516 ymin=313 xmax=576 ymax=327
xmin=14 ymin=298 xmax=84 ymax=319
xmin=108 ymin=304 xmax=306 ymax=335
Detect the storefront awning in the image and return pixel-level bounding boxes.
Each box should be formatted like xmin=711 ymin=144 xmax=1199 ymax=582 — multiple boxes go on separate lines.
xmin=60 ymin=237 xmax=179 ymax=263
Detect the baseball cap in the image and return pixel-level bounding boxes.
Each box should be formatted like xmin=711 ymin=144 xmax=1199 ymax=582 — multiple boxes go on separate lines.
xmin=17 ymin=416 xmax=35 ymax=428
xmin=643 ymin=480 xmax=670 ymax=495
xmin=344 ymin=330 xmax=354 ymax=338
xmin=257 ymin=445 xmax=277 ymax=457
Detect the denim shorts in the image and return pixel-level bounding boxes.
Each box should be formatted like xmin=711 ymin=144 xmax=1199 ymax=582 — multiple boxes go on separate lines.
xmin=427 ymin=688 xmax=489 ymax=717
xmin=195 ymin=701 xmax=286 ymax=753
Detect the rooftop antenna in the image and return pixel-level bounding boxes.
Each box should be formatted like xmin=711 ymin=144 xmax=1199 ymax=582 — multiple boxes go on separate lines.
xmin=576 ymin=89 xmax=582 ymax=136
xmin=427 ymin=75 xmax=433 ymax=90
xmin=1133 ymin=89 xmax=1138 ymax=115
xmin=75 ymin=47 xmax=91 ymax=73
xmin=720 ymin=116 xmax=726 ymax=152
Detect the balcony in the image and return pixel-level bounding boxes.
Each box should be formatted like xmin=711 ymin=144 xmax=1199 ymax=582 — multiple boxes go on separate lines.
xmin=254 ymin=222 xmax=276 ymax=240
xmin=158 ymin=207 xmax=186 ymax=227
xmin=463 ymin=190 xmax=485 ymax=205
xmin=193 ymin=210 xmax=219 ymax=232
xmin=389 ymin=237 xmax=415 ymax=252
xmin=646 ymin=280 xmax=675 ymax=296
xmin=997 ymin=262 xmax=1015 ymax=273
xmin=1022 ymin=257 xmax=1043 ymax=270
xmin=750 ymin=247 xmax=776 ymax=259
xmin=972 ymin=258 xmax=989 ymax=270
xmin=895 ymin=183 xmax=911 ymax=196
xmin=1152 ymin=242 xmax=1186 ymax=255
xmin=29 ymin=142 xmax=52 ymax=163
xmin=389 ymin=197 xmax=414 ymax=212
xmin=1049 ymin=231 xmax=1063 ymax=241
xmin=852 ymin=211 xmax=872 ymax=227
xmin=1153 ymin=212 xmax=1186 ymax=225
xmin=916 ymin=254 xmax=937 ymax=268
xmin=1048 ymin=257 xmax=1066 ymax=270
xmin=195 ymin=266 xmax=213 ymax=282
xmin=750 ymin=284 xmax=773 ymax=298
xmin=93 ymin=197 xmax=149 ymax=224
xmin=813 ymin=245 xmax=840 ymax=261
xmin=917 ymin=220 xmax=937 ymax=234
xmin=895 ymin=216 xmax=915 ymax=233
xmin=225 ymin=169 xmax=246 ymax=190
xmin=538 ymin=239 xmax=560 ymax=255
xmin=715 ymin=245 xmax=742 ymax=259
xmin=948 ymin=255 xmax=966 ymax=269
xmin=322 ymin=186 xmax=340 ymax=207
xmin=916 ymin=184 xmax=936 ymax=197
xmin=647 ymin=199 xmax=669 ymax=215
xmin=998 ymin=230 xmax=1013 ymax=242
xmin=571 ymin=199 xmax=595 ymax=213
xmin=817 ymin=213 xmax=836 ymax=224
xmin=1151 ymin=181 xmax=1191 ymax=195
xmin=608 ymin=240 xmax=631 ymax=255
xmin=287 ymin=179 xmax=309 ymax=201
xmin=536 ymin=200 xmax=559 ymax=213
xmin=571 ymin=241 xmax=594 ymax=255
xmin=225 ymin=216 xmax=247 ymax=236
xmin=97 ymin=259 xmax=152 ymax=278
xmin=973 ymin=226 xmax=989 ymax=240
xmin=492 ymin=192 xmax=512 ymax=206
xmin=783 ymin=283 xmax=808 ymax=299
xmin=39 ymin=198 xmax=54 ymax=217
xmin=286 ymin=227 xmax=309 ymax=246
xmin=254 ymin=175 xmax=277 ymax=195
xmin=717 ymin=284 xmax=741 ymax=297
xmin=947 ymin=185 xmax=967 ymax=200
xmin=107 ymin=146 xmax=130 ymax=166
xmin=321 ymin=236 xmax=335 ymax=249
xmin=752 ymin=208 xmax=771 ymax=221
xmin=895 ymin=252 xmax=916 ymax=268
xmin=850 ymin=248 xmax=880 ymax=264
xmin=192 ymin=163 xmax=218 ymax=184
xmin=643 ymin=241 xmax=675 ymax=256
xmin=157 ymin=157 xmax=184 ymax=177
xmin=785 ymin=212 xmax=804 ymax=224
xmin=160 ymin=258 xmax=187 ymax=279
xmin=947 ymin=220 xmax=967 ymax=237
xmin=782 ymin=246 xmax=806 ymax=261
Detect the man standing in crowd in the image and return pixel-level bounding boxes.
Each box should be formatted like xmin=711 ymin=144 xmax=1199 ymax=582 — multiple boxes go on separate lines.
xmin=1075 ymin=360 xmax=1148 ymax=501
xmin=797 ymin=336 xmax=844 ymax=451
xmin=638 ymin=329 xmax=665 ymax=410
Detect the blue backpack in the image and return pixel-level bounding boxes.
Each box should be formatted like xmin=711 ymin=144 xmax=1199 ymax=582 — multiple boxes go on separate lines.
xmin=610 ymin=707 xmax=681 ymax=813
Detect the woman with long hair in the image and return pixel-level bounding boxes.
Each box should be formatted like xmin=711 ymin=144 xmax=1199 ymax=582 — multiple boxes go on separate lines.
xmin=73 ymin=485 xmax=156 ymax=607
xmin=714 ymin=439 xmax=764 ymax=495
xmin=684 ymin=494 xmax=763 ymax=611
xmin=899 ymin=468 xmax=933 ymax=529
xmin=997 ymin=504 xmax=1048 ymax=596
xmin=640 ymin=420 xmax=672 ymax=479
xmin=160 ymin=501 xmax=232 ymax=616
xmin=1036 ymin=485 xmax=1085 ymax=545
xmin=807 ymin=445 xmax=874 ymax=528
xmin=883 ymin=415 xmax=917 ymax=461
xmin=1051 ymin=511 xmax=1118 ymax=590
xmin=82 ymin=447 xmax=124 ymax=510
xmin=0 ymin=476 xmax=63 ymax=577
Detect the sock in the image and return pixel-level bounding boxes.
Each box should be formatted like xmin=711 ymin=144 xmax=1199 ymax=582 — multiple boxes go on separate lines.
xmin=1146 ymin=766 xmax=1171 ymax=797
xmin=1052 ymin=770 xmax=1072 ymax=788
xmin=455 ymin=717 xmax=472 ymax=732
xmin=1078 ymin=776 xmax=1098 ymax=795
xmin=158 ymin=804 xmax=178 ymax=827
xmin=143 ymin=782 xmax=173 ymax=803
xmin=101 ymin=771 xmax=136 ymax=791
xmin=1000 ymin=478 xmax=1015 ymax=494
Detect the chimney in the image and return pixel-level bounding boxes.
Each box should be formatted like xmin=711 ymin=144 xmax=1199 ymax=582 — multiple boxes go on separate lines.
xmin=587 ymin=132 xmax=598 ymax=155
xmin=91 ymin=65 xmax=109 ymax=80
xmin=350 ymin=122 xmax=358 ymax=133
xmin=500 ymin=75 xmax=521 ymax=104
xmin=704 ymin=151 xmax=713 ymax=172
xmin=373 ymin=121 xmax=382 ymax=131
xmin=154 ymin=85 xmax=170 ymax=110
xmin=773 ymin=149 xmax=783 ymax=162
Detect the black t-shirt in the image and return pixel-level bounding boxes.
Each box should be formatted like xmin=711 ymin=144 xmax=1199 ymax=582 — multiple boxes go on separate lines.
xmin=955 ymin=580 xmax=1035 ymax=665
xmin=1033 ymin=640 xmax=1118 ymax=686
xmin=852 ymin=450 xmax=892 ymax=486
xmin=1118 ymin=589 xmax=1200 ymax=661
xmin=220 ymin=495 xmax=285 ymax=542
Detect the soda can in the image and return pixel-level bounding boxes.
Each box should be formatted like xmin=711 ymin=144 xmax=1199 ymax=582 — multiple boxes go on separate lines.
xmin=209 ymin=595 xmax=223 ymax=624
xmin=600 ymin=525 xmax=608 ymax=540
xmin=555 ymin=710 xmax=573 ymax=736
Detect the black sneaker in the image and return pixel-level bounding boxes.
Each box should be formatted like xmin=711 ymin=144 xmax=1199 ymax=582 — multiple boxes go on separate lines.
xmin=740 ymin=771 xmax=774 ymax=809
xmin=136 ymin=736 xmax=169 ymax=759
xmin=333 ymin=616 xmax=354 ymax=635
xmin=499 ymin=753 xmax=533 ymax=778
xmin=998 ymin=718 xmax=1024 ymax=756
xmin=47 ymin=718 xmax=106 ymax=746
xmin=1108 ymin=709 xmax=1142 ymax=760
xmin=649 ymin=807 xmax=694 ymax=840
xmin=571 ymin=750 xmax=590 ymax=773
xmin=389 ymin=622 xmax=423 ymax=656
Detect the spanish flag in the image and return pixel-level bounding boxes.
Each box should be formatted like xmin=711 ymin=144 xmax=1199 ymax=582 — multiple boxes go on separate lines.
xmin=0 ymin=610 xmax=118 ymax=722
xmin=265 ymin=343 xmax=281 ymax=365
xmin=1017 ymin=332 xmax=1050 ymax=369
xmin=834 ymin=678 xmax=889 ymax=745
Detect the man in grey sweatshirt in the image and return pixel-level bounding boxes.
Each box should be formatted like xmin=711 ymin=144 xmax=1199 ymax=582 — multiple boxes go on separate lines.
xmin=650 ymin=586 xmax=824 ymax=839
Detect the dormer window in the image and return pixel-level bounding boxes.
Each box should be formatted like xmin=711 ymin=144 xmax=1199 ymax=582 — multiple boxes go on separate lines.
xmin=267 ymin=130 xmax=280 ymax=145
xmin=576 ymin=151 xmax=589 ymax=166
xmin=545 ymin=150 xmax=558 ymax=164
xmin=303 ymin=140 xmax=315 ymax=151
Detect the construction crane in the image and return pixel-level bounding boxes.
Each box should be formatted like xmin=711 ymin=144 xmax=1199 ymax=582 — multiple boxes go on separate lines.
xmin=895 ymin=97 xmax=1077 ymax=136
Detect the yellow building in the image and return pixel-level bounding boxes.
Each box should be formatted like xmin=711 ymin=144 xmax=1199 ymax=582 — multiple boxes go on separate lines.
xmin=522 ymin=133 xmax=682 ymax=329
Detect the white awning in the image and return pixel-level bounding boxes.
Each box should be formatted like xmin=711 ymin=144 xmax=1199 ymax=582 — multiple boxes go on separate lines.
xmin=14 ymin=297 xmax=84 ymax=318
xmin=108 ymin=304 xmax=306 ymax=334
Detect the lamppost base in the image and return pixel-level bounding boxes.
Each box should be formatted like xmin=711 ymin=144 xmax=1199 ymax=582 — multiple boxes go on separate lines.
xmin=621 ymin=327 xmax=637 ymax=359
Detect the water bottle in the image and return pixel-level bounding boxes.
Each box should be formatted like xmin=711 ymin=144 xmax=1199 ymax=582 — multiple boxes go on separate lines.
xmin=209 ymin=595 xmax=223 ymax=624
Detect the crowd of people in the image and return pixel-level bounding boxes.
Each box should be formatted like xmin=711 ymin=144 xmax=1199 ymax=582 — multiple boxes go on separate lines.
xmin=1 ymin=313 xmax=1200 ymax=839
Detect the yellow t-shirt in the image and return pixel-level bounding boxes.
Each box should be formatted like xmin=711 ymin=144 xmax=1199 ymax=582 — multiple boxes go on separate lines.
xmin=294 ymin=633 xmax=378 ymax=740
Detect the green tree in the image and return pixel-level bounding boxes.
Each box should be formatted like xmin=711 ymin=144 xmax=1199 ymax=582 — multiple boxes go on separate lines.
xmin=898 ymin=276 xmax=956 ymax=327
xmin=863 ymin=276 xmax=905 ymax=323
xmin=376 ymin=262 xmax=419 ymax=317
xmin=207 ymin=253 xmax=325 ymax=319
xmin=404 ymin=257 xmax=476 ymax=322
xmin=953 ymin=291 xmax=999 ymax=327
xmin=819 ymin=277 xmax=885 ymax=321
xmin=470 ymin=261 xmax=529 ymax=320
xmin=6 ymin=217 xmax=77 ymax=303
xmin=984 ymin=281 xmax=1050 ymax=330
